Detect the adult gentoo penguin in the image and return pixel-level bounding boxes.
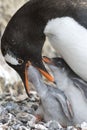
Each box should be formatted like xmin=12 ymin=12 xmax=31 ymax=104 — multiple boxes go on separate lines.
xmin=43 ymin=57 xmax=87 ymax=124
xmin=1 ymin=0 xmax=87 ymax=95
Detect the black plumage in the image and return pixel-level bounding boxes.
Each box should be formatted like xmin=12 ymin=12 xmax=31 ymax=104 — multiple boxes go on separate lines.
xmin=1 ymin=0 xmax=87 ymax=94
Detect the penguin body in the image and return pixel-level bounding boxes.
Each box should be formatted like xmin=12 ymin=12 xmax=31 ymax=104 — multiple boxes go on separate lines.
xmin=1 ymin=0 xmax=87 ymax=93
xmin=44 ymin=17 xmax=87 ymax=81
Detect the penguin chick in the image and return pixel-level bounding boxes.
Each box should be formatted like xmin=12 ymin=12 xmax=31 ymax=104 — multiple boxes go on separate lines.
xmin=45 ymin=57 xmax=87 ymax=125
xmin=27 ymin=64 xmax=74 ymax=127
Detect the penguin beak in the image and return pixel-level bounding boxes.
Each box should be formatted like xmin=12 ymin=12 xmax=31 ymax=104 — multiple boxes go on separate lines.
xmin=42 ymin=56 xmax=52 ymax=64
xmin=25 ymin=59 xmax=55 ymax=93
xmin=25 ymin=61 xmax=54 ymax=82
xmin=31 ymin=61 xmax=54 ymax=82
xmin=24 ymin=60 xmax=54 ymax=96
xmin=37 ymin=68 xmax=54 ymax=82
xmin=24 ymin=61 xmax=31 ymax=96
xmin=42 ymin=56 xmax=55 ymax=66
xmin=36 ymin=59 xmax=54 ymax=82
xmin=31 ymin=57 xmax=54 ymax=82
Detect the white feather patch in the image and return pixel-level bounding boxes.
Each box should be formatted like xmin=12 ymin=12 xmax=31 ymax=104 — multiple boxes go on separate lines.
xmin=5 ymin=53 xmax=19 ymax=65
xmin=44 ymin=17 xmax=87 ymax=81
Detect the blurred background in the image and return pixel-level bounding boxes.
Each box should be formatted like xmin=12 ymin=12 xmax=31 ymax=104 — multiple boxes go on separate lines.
xmin=0 ymin=0 xmax=57 ymax=97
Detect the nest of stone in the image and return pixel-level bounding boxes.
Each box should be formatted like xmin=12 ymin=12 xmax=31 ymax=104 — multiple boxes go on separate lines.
xmin=0 ymin=80 xmax=87 ymax=130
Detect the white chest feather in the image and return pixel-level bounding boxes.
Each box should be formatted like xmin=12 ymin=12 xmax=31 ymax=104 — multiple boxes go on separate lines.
xmin=44 ymin=17 xmax=87 ymax=81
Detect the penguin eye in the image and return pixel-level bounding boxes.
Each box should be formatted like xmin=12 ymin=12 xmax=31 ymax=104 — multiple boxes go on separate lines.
xmin=17 ymin=58 xmax=24 ymax=65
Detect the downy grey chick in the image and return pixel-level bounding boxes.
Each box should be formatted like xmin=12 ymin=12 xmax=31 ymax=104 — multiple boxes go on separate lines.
xmin=44 ymin=57 xmax=87 ymax=125
xmin=27 ymin=63 xmax=73 ymax=127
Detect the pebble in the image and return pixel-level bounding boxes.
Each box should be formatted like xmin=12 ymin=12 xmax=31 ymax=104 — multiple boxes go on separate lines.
xmin=81 ymin=122 xmax=87 ymax=130
xmin=46 ymin=120 xmax=62 ymax=130
xmin=35 ymin=124 xmax=48 ymax=130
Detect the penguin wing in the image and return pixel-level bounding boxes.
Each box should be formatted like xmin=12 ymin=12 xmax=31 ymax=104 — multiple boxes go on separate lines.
xmin=51 ymin=88 xmax=74 ymax=121
xmin=72 ymin=78 xmax=87 ymax=99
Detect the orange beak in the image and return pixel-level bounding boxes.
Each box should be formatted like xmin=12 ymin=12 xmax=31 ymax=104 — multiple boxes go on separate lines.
xmin=42 ymin=56 xmax=52 ymax=64
xmin=38 ymin=68 xmax=54 ymax=82
xmin=35 ymin=57 xmax=54 ymax=82
xmin=24 ymin=59 xmax=54 ymax=96
xmin=24 ymin=61 xmax=31 ymax=95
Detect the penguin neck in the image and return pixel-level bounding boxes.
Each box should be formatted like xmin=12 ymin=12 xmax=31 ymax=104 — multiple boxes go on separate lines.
xmin=28 ymin=66 xmax=48 ymax=97
xmin=49 ymin=65 xmax=70 ymax=91
xmin=32 ymin=77 xmax=48 ymax=96
xmin=36 ymin=81 xmax=48 ymax=98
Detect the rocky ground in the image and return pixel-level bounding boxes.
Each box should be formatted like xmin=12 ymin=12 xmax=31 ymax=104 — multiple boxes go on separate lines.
xmin=0 ymin=88 xmax=87 ymax=130
xmin=0 ymin=0 xmax=87 ymax=130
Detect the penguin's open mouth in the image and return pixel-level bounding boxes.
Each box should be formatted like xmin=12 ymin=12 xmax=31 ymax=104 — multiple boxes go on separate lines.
xmin=24 ymin=60 xmax=54 ymax=95
xmin=37 ymin=68 xmax=54 ymax=82
xmin=42 ymin=56 xmax=52 ymax=64
xmin=4 ymin=52 xmax=54 ymax=96
xmin=25 ymin=61 xmax=54 ymax=95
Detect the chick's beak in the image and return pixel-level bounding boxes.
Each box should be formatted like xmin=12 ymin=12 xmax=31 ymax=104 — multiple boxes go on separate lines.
xmin=43 ymin=56 xmax=56 ymax=66
xmin=42 ymin=56 xmax=52 ymax=64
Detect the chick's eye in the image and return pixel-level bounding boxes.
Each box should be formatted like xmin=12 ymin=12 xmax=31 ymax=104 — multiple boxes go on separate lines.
xmin=17 ymin=58 xmax=24 ymax=65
